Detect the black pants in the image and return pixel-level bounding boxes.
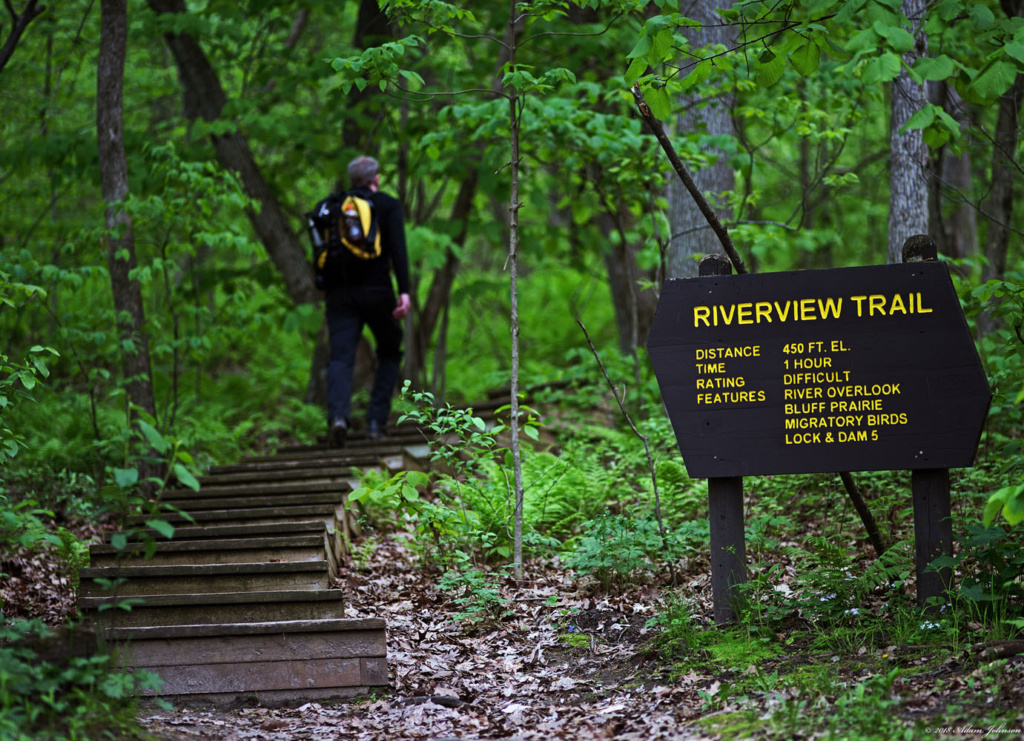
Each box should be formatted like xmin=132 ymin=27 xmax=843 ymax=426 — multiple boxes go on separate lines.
xmin=326 ymin=285 xmax=403 ymax=427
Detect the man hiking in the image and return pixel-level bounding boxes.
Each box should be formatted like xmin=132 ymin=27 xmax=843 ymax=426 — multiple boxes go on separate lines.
xmin=317 ymin=155 xmax=411 ymax=447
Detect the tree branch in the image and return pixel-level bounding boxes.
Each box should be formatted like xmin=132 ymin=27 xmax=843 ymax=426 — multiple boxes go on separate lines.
xmin=388 ymin=83 xmax=509 ymax=101
xmin=519 ymin=11 xmax=626 ymax=46
xmin=0 ymin=0 xmax=45 ymax=75
xmin=840 ymin=471 xmax=888 ymax=557
xmin=576 ymin=315 xmax=674 ymax=585
xmin=631 ymin=83 xmax=748 ymax=274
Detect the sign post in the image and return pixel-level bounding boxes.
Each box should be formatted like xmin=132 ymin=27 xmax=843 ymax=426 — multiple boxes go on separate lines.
xmin=700 ymin=255 xmax=747 ymax=625
xmin=648 ymin=248 xmax=990 ymax=617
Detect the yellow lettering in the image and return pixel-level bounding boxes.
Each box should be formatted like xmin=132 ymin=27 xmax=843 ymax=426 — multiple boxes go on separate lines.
xmin=755 ymin=301 xmax=772 ymax=323
xmin=818 ymin=297 xmax=843 ymax=319
xmin=694 ymin=306 xmax=710 ymax=328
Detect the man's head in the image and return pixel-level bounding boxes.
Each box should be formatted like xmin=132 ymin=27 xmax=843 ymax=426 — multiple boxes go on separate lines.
xmin=348 ymin=156 xmax=380 ymax=189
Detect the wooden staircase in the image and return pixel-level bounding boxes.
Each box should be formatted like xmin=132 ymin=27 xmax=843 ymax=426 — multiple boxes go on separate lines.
xmin=77 ymin=429 xmax=429 ymax=708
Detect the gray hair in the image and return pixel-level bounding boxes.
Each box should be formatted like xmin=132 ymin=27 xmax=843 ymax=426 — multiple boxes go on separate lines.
xmin=348 ymin=156 xmax=379 ymax=188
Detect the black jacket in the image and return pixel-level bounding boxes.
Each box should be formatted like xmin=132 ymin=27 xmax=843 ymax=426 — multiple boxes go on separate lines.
xmin=329 ymin=187 xmax=410 ymax=296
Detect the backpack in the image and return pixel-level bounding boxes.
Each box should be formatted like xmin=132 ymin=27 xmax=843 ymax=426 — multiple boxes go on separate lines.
xmin=306 ymin=191 xmax=382 ymax=290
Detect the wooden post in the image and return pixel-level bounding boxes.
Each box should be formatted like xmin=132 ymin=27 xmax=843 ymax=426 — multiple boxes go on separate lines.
xmin=912 ymin=468 xmax=953 ymax=607
xmin=699 ymin=254 xmax=748 ymax=624
xmin=903 ymin=236 xmax=954 ymax=608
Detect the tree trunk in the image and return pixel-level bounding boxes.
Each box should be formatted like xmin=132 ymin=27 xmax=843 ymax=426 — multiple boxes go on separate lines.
xmin=981 ymin=73 xmax=1022 ymax=283
xmin=928 ymin=83 xmax=977 ymax=261
xmin=666 ymin=0 xmax=735 ymax=279
xmin=97 ymin=0 xmax=156 ymax=423
xmin=147 ymin=0 xmax=317 ymax=307
xmin=887 ymin=0 xmax=929 ymax=264
xmin=506 ymin=0 xmax=525 ymax=581
xmin=597 ymin=211 xmax=658 ymax=355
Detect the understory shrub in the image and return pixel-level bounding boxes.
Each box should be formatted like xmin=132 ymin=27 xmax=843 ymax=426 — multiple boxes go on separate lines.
xmin=0 ymin=619 xmax=160 ymax=741
xmin=569 ymin=514 xmax=708 ymax=590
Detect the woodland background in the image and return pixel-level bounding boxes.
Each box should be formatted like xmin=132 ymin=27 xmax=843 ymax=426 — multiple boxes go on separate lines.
xmin=2 ymin=0 xmax=1024 ymax=739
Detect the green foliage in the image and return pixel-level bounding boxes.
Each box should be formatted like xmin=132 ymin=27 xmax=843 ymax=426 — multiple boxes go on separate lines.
xmin=766 ymin=667 xmax=915 ymax=741
xmin=930 ymin=521 xmax=1024 ymax=631
xmin=0 ymin=273 xmax=57 ymax=466
xmin=0 ymin=620 xmax=160 ymax=741
xmin=646 ymin=593 xmax=703 ymax=656
xmin=569 ymin=514 xmax=707 ymax=590
xmin=437 ymin=551 xmax=513 ymax=625
xmin=0 ymin=497 xmax=63 ymax=556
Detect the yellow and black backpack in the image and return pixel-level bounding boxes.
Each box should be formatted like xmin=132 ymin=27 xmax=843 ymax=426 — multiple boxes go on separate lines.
xmin=306 ymin=191 xmax=382 ymax=290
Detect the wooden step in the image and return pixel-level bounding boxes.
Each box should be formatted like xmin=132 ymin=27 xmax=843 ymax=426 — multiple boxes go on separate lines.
xmin=197 ymin=466 xmax=370 ymax=487
xmin=161 ymin=478 xmax=356 ymax=502
xmin=79 ymin=561 xmax=330 ymax=597
xmin=131 ymin=504 xmax=341 ymax=527
xmin=82 ymin=590 xmax=346 ymax=629
xmin=157 ymin=491 xmax=350 ymax=513
xmin=208 ymin=452 xmax=396 ymax=476
xmin=107 ymin=618 xmax=386 ymax=708
xmin=380 ymin=445 xmax=430 ymax=473
xmin=111 ymin=520 xmax=327 ymax=544
xmin=246 ymin=437 xmax=423 ymax=461
xmin=88 ymin=534 xmax=328 ymax=568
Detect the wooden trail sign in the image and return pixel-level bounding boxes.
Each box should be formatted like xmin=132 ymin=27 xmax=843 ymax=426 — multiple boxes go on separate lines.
xmin=647 ymin=262 xmax=991 ymax=479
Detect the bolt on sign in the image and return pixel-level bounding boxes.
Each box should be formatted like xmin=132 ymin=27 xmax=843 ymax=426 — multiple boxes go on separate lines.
xmin=647 ymin=262 xmax=991 ymax=478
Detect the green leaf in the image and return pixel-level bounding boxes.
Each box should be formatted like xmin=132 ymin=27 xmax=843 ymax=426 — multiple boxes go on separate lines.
xmin=113 ymin=467 xmax=138 ymax=489
xmin=138 ymin=419 xmax=171 ymax=454
xmin=873 ymin=21 xmax=914 ymax=53
xmin=862 ymin=53 xmax=902 ymax=84
xmin=970 ymin=60 xmax=1019 ymax=101
xmin=645 ymin=85 xmax=672 ymax=120
xmin=913 ymin=55 xmax=956 ymax=81
xmin=145 ymin=519 xmax=175 ymax=540
xmin=790 ymin=40 xmax=821 ymax=77
xmin=1005 ymin=40 xmax=1024 ymax=65
xmin=111 ymin=533 xmax=128 ymax=551
xmin=900 ymin=103 xmax=936 ymax=132
xmin=998 ymin=485 xmax=1024 ymax=526
xmin=983 ymin=490 xmax=1007 ymax=528
xmin=680 ymin=59 xmax=712 ymax=90
xmin=970 ymin=3 xmax=995 ymax=30
xmin=624 ymin=57 xmax=648 ymax=86
xmin=406 ymin=471 xmax=430 ymax=488
xmin=649 ymin=28 xmax=675 ymax=62
xmin=627 ymin=32 xmax=652 ymax=60
xmin=757 ymin=50 xmax=786 ymax=87
xmin=173 ymin=463 xmax=200 ymax=492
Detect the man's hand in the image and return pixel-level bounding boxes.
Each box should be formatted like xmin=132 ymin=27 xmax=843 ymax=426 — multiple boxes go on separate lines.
xmin=393 ymin=293 xmax=411 ymax=320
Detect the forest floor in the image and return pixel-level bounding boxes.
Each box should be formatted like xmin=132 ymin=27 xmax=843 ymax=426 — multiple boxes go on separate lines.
xmin=129 ymin=533 xmax=1022 ymax=741
xmin=6 ymin=514 xmax=1024 ymax=739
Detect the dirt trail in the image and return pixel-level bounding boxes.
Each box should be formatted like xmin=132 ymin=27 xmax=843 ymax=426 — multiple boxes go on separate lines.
xmin=139 ymin=536 xmax=725 ymax=740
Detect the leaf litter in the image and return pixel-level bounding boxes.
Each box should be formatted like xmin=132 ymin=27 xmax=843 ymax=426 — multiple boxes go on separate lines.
xmin=6 ymin=513 xmax=1024 ymax=738
xmin=137 ymin=534 xmax=722 ymax=740
xmin=135 ymin=531 xmax=1024 ymax=740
